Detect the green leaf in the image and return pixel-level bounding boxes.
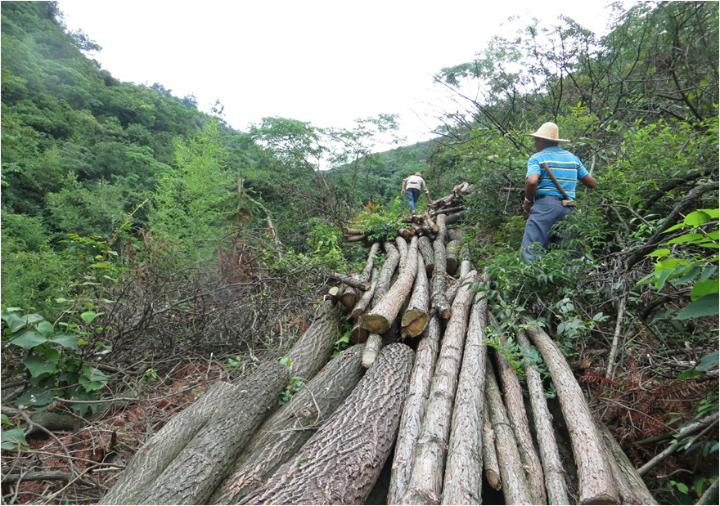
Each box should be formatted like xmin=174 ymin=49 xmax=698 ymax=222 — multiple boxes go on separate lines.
xmin=691 ymin=279 xmax=719 ymax=301
xmin=1 ymin=428 xmax=28 ymax=451
xmin=676 ymin=483 xmax=689 ymax=494
xmin=666 ymin=233 xmax=706 ymax=245
xmin=699 ymin=208 xmax=719 ymax=219
xmin=2 ymin=313 xmax=29 ymax=333
xmin=80 ymin=311 xmax=104 ymax=325
xmin=1 ymin=414 xmax=10 ymax=425
xmin=701 ymin=266 xmax=718 ymax=282
xmin=697 ymin=351 xmax=718 ymax=372
xmin=10 ymin=329 xmax=48 ymax=349
xmin=684 ymin=211 xmax=711 ymax=228
xmin=15 ymin=386 xmax=55 ymax=408
xmin=676 ymin=293 xmax=719 ymax=319
xmin=36 ymin=321 xmax=55 ymax=338
xmin=648 ymin=248 xmax=671 ymax=258
xmin=676 ymin=370 xmax=700 ymax=380
xmin=673 ymin=267 xmax=701 ymax=286
xmin=48 ymin=333 xmax=80 ymax=349
xmin=23 ymin=355 xmax=57 ymax=378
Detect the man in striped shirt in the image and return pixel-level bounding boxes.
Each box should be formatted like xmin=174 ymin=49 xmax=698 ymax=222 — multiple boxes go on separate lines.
xmin=520 ymin=122 xmax=596 ymax=260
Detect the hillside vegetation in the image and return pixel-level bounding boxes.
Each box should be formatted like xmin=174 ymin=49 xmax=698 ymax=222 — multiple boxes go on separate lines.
xmin=1 ymin=1 xmax=718 ymax=504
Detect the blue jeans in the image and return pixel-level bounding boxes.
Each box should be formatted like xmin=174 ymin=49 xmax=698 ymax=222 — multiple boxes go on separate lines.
xmin=406 ymin=188 xmax=420 ymax=212
xmin=521 ymin=197 xmax=575 ymax=260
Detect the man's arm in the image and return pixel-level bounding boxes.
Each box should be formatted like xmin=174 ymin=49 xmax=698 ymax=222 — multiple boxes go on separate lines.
xmin=425 ymin=189 xmax=432 ymax=205
xmin=579 ymin=174 xmax=596 ymax=189
xmin=401 ymin=179 xmax=406 ymax=195
xmin=523 ymin=173 xmax=540 ymax=212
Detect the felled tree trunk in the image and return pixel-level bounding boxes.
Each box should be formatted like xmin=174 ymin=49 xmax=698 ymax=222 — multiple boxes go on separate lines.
xmin=387 ymin=316 xmax=441 ymax=505
xmin=444 ymin=211 xmax=466 ymax=226
xmin=446 ymin=228 xmax=467 ymax=242
xmin=430 ymin=214 xmax=451 ymax=319
xmin=458 ymin=244 xmax=471 ymax=278
xmin=210 ymin=344 xmax=367 ymax=505
xmin=328 ymin=272 xmax=370 ymax=291
xmin=135 ymin=362 xmax=290 ymax=505
xmin=396 ymin=236 xmax=409 ymax=270
xmin=485 ymin=358 xmax=533 ymax=505
xmin=489 ymin=315 xmax=546 ymax=505
xmin=240 ymin=344 xmax=415 ymax=505
xmin=445 ymin=239 xmax=461 ymax=275
xmin=417 ymin=236 xmax=435 ymax=275
xmin=371 ymin=241 xmax=400 ymax=307
xmin=286 ymin=300 xmax=344 ymax=382
xmin=351 ymin=267 xmax=379 ymax=319
xmin=482 ymin=416 xmax=502 ymax=491
xmin=523 ymin=317 xmax=620 ymax=505
xmin=360 ymin=237 xmax=418 ymax=335
xmin=362 ymin=334 xmax=383 ymax=368
xmin=401 ymin=272 xmax=476 ymax=504
xmin=442 ymin=278 xmax=489 ymax=505
xmin=340 ymin=286 xmax=359 ymax=308
xmin=100 ymin=381 xmax=237 ymax=505
xmin=360 ymin=242 xmax=381 ymax=282
xmin=401 ymin=254 xmax=430 ymax=338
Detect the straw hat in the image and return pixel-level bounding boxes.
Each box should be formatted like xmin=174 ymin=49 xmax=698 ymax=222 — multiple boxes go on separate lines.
xmin=524 ymin=122 xmax=569 ymax=142
xmin=415 ymin=172 xmax=423 ymax=177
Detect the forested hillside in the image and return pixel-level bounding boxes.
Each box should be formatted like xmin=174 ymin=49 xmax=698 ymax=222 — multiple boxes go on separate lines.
xmin=1 ymin=1 xmax=718 ymax=505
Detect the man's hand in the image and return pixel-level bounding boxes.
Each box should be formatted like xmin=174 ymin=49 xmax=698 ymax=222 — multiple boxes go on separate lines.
xmin=401 ymin=189 xmax=406 ymax=195
xmin=522 ymin=199 xmax=532 ymax=212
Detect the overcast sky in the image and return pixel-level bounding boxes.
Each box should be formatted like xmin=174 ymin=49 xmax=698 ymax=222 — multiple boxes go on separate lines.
xmin=57 ymin=0 xmax=625 ymax=147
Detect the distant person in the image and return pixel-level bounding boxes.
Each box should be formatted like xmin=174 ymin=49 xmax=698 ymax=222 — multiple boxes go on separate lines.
xmin=401 ymin=172 xmax=432 ymax=213
xmin=520 ymin=122 xmax=596 ymax=259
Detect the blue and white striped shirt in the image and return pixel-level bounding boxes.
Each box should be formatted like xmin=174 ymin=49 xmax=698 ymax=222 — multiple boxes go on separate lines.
xmin=526 ymin=147 xmax=588 ymax=200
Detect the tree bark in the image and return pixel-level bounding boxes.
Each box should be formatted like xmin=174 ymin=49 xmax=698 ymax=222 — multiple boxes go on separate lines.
xmin=401 ymin=254 xmax=430 ymax=338
xmin=351 ymin=267 xmax=379 ymax=319
xmin=387 ymin=315 xmax=441 ymax=505
xmin=515 ymin=329 xmax=570 ymax=505
xmin=360 ymin=237 xmax=418 ymax=335
xmin=446 ymin=228 xmax=467 ymax=243
xmin=489 ymin=315 xmax=547 ymax=505
xmin=340 ymin=286 xmax=359 ymax=308
xmin=286 ymin=300 xmax=344 ymax=382
xmin=401 ymin=272 xmax=476 ymax=504
xmin=444 ymin=211 xmax=466 ymax=226
xmin=100 ymin=381 xmax=237 ymax=505
xmin=360 ymin=242 xmax=381 ymax=283
xmin=240 ymin=343 xmax=415 ymax=505
xmin=458 ymin=244 xmax=472 ymax=278
xmin=482 ymin=416 xmax=502 ymax=491
xmin=362 ymin=333 xmax=383 ymax=368
xmin=342 ymin=234 xmax=367 ymax=243
xmin=442 ymin=278 xmax=489 ymax=505
xmin=485 ymin=358 xmax=533 ymax=505
xmin=210 ymin=344 xmax=367 ymax=505
xmin=523 ymin=317 xmax=620 ymax=505
xmin=327 ymin=272 xmax=370 ymax=291
xmin=431 ymin=214 xmax=451 ymax=319
xmin=445 ymin=240 xmax=461 ymax=275
xmin=371 ymin=241 xmax=401 ymax=308
xmin=135 ymin=361 xmax=290 ymax=505
xmin=418 ymin=236 xmax=435 ymax=276
xmin=397 ymin=236 xmax=409 ymax=271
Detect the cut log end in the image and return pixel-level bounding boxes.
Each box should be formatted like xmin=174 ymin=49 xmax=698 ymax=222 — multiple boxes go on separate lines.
xmin=358 ymin=313 xmax=390 ymax=335
xmin=401 ymin=310 xmax=429 ymax=337
xmin=486 ymin=470 xmax=502 ymax=491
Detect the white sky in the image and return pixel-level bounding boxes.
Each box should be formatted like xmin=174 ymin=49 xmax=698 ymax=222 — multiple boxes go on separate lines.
xmin=56 ymin=0 xmax=623 ymax=147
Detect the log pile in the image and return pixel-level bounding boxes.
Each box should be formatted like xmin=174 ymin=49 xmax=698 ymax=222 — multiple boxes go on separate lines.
xmin=100 ymin=182 xmax=657 ymax=505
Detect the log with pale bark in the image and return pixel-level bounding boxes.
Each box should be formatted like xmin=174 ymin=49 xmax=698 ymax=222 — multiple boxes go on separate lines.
xmin=515 ymin=328 xmax=570 ymax=505
xmin=430 ymin=182 xmax=471 ymax=211
xmin=444 ymin=211 xmax=467 ymax=226
xmin=327 ymin=272 xmax=370 ymax=291
xmin=397 ymin=236 xmax=409 ymax=270
xmin=240 ymin=343 xmax=415 ymax=505
xmin=362 ymin=333 xmax=383 ymax=368
xmin=342 ymin=234 xmax=367 ymax=242
xmin=401 ymin=271 xmax=477 ymax=504
xmin=360 ymin=242 xmax=381 ymax=282
xmin=485 ymin=357 xmax=533 ymax=505
xmin=417 ymin=236 xmax=435 ymax=275
xmin=387 ymin=315 xmax=441 ymax=505
xmin=482 ymin=415 xmax=502 ymax=491
xmin=445 ymin=239 xmax=461 ymax=275
xmin=446 ymin=228 xmax=467 ymax=243
xmin=401 ymin=254 xmax=430 ymax=338
xmin=371 ymin=241 xmax=400 ymax=307
xmin=210 ymin=344 xmax=367 ymax=505
xmin=522 ymin=316 xmax=620 ymax=505
xmin=134 ymin=361 xmax=290 ymax=505
xmin=340 ymin=285 xmax=359 ymax=308
xmin=442 ymin=276 xmax=489 ymax=505
xmin=100 ymin=381 xmax=237 ymax=505
xmin=430 ymin=214 xmax=451 ymax=319
xmin=350 ymin=267 xmax=378 ymax=319
xmin=489 ymin=314 xmax=547 ymax=505
xmin=360 ymin=237 xmax=418 ymax=335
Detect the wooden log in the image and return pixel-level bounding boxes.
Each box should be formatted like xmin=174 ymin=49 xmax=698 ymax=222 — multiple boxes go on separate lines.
xmin=485 ymin=358 xmax=533 ymax=505
xmin=351 ymin=320 xmax=369 ymax=344
xmin=135 ymin=361 xmax=290 ymax=505
xmin=442 ymin=276 xmax=489 ymax=505
xmin=362 ymin=333 xmax=383 ymax=368
xmin=444 ymin=269 xmax=475 ymax=304
xmin=430 ymin=205 xmax=465 ymax=217
xmin=397 ymin=236 xmax=409 ymax=271
xmin=422 ymin=214 xmax=438 ymax=233
xmin=240 ymin=344 xmax=415 ymax=505
xmin=327 ymin=272 xmax=371 ymax=291
xmin=597 ymin=422 xmax=658 ymax=505
xmin=523 ymin=316 xmax=620 ymax=505
xmin=444 ymin=211 xmax=466 ymax=226
xmin=359 ymin=242 xmax=381 ymax=283
xmin=401 ymin=272 xmax=476 ymax=504
xmin=401 ymin=255 xmax=430 ymax=338
xmin=431 ymin=214 xmax=451 ymax=319
xmin=482 ymin=416 xmax=502 ymax=491
xmin=350 ymin=267 xmax=379 ymax=319
xmin=342 ymin=234 xmax=367 ymax=243
xmin=445 ymin=239 xmax=461 ymax=275
xmin=458 ymin=244 xmax=472 ymax=278
xmin=514 ymin=328 xmax=570 ymax=504
xmin=399 ymin=228 xmax=414 ymax=240
xmin=285 ymin=300 xmax=344 ymax=382
xmin=489 ymin=315 xmax=547 ymax=505
xmin=100 ymin=381 xmax=237 ymax=505
xmin=387 ymin=315 xmax=441 ymax=505
xmin=360 ymin=237 xmax=418 ymax=335
xmin=371 ymin=241 xmax=400 ymax=307
xmin=446 ymin=228 xmax=467 ymax=243
xmin=342 ymin=227 xmax=363 ymax=235
xmin=340 ymin=286 xmax=359 ymax=308
xmin=417 ymin=236 xmax=435 ymax=275
xmin=210 ymin=344 xmax=367 ymax=505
